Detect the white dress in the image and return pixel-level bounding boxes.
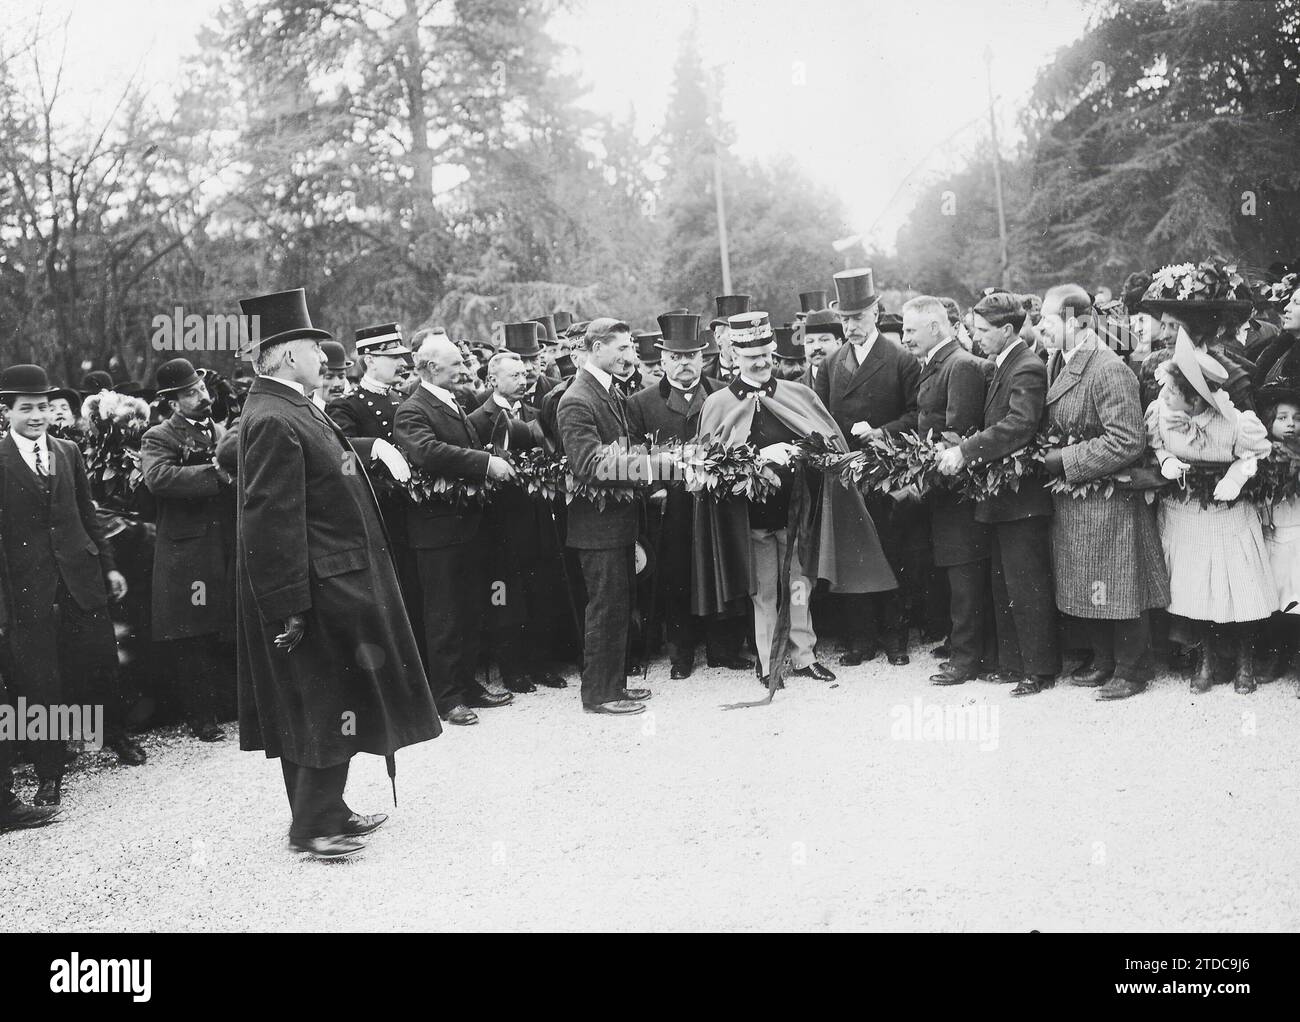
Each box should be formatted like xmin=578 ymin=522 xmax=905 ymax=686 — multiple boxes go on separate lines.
xmin=1266 ymin=494 xmax=1300 ymax=613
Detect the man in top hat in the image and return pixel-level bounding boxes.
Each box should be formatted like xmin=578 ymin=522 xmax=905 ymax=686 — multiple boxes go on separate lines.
xmin=531 ymin=315 xmax=566 ymax=383
xmin=800 ymin=310 xmax=843 ymax=390
xmin=466 ymin=351 xmax=569 ymax=693
xmin=625 ymin=312 xmax=751 ymax=680
xmin=708 ymin=294 xmax=751 ymax=382
xmin=693 ymin=313 xmax=897 ymax=687
xmin=772 ymin=325 xmax=807 ymax=381
xmin=799 ymin=290 xmax=830 ymax=320
xmin=551 ymin=312 xmax=579 ymax=379
xmin=314 ymin=341 xmax=354 ymax=408
xmin=1037 ymin=284 xmax=1169 ymax=701
xmin=395 ymin=333 xmax=517 ymax=726
xmin=634 ymin=330 xmax=665 ymax=391
xmin=495 ymin=322 xmax=556 ymax=410
xmin=557 ymin=318 xmax=671 ymax=715
xmin=0 ymin=364 xmax=146 ymax=808
xmin=938 ymin=292 xmax=1060 ymax=691
xmin=897 ymin=298 xmax=997 ymax=690
xmin=815 ymin=268 xmax=920 ymax=666
xmin=141 ymin=357 xmax=237 ymax=741
xmin=234 ymin=289 xmax=439 ymax=858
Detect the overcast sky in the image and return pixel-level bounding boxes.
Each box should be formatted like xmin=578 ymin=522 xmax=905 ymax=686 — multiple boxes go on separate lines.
xmin=14 ymin=0 xmax=1093 ymax=250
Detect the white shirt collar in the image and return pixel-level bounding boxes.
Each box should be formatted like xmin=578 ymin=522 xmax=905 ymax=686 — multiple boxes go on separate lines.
xmin=312 ymin=393 xmax=327 ymax=411
xmin=359 ymin=375 xmax=390 ymax=395
xmin=420 ymin=380 xmax=461 ymax=411
xmin=264 ymin=375 xmax=306 ymax=397
xmin=996 ymin=339 xmax=1025 ymax=369
xmin=10 ymin=430 xmax=53 ymax=473
xmin=851 ymin=329 xmax=878 ymax=360
xmin=922 ymin=337 xmax=956 ymax=369
xmin=1060 ymin=336 xmax=1093 ymax=365
xmin=584 ymin=363 xmax=613 ymax=392
xmin=667 ymin=377 xmax=698 ymax=394
xmin=492 ymin=393 xmax=521 ymax=412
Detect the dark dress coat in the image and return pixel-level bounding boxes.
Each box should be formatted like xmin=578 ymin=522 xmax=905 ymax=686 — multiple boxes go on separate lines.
xmin=1044 ymin=341 xmax=1170 ymax=619
xmin=916 ymin=338 xmax=991 ymax=567
xmin=813 ymin=333 xmax=920 ymax=443
xmin=959 ymin=339 xmax=1054 ymax=523
xmin=140 ymin=412 xmax=236 ymax=641
xmin=235 ymin=377 xmax=439 ymax=767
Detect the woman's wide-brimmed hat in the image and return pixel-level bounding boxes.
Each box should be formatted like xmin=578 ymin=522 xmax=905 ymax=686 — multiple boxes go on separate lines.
xmin=1141 ymin=260 xmax=1254 ymax=315
xmin=1166 ymin=327 xmax=1230 ymax=413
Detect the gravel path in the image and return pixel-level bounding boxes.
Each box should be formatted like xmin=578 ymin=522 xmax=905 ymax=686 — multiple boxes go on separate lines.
xmin=3 ymin=648 xmax=1298 ymax=932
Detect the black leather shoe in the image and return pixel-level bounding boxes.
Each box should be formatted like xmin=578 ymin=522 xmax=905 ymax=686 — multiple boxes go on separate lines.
xmin=670 ymin=664 xmax=692 ymax=680
xmin=984 ymin=670 xmax=1023 ymax=684
xmin=1069 ymin=665 xmax=1113 ymax=688
xmin=192 ymin=720 xmax=226 ymax=742
xmin=1011 ymin=679 xmax=1044 ymax=696
xmin=623 ymin=687 xmax=652 ymax=701
xmin=445 ymin=705 xmax=479 ymax=726
xmin=1033 ymin=673 xmax=1057 ymax=690
xmin=793 ymin=662 xmax=836 ymax=681
xmin=0 ymin=800 xmax=61 ymax=832
xmin=584 ymin=700 xmax=646 ymax=715
xmin=706 ymin=654 xmax=754 ymax=671
xmin=111 ymin=737 xmax=147 ymax=766
xmin=342 ymin=812 xmax=388 ymax=836
xmin=290 ymin=834 xmax=365 ymax=858
xmin=886 ymin=652 xmax=910 ymax=666
xmin=534 ymin=672 xmax=569 ymax=689
xmin=34 ymin=779 xmax=61 ymax=807
xmin=504 ymin=676 xmax=537 ymax=693
xmin=930 ymin=643 xmax=951 ymax=658
xmin=839 ymin=645 xmax=877 ymax=666
xmin=1096 ymin=677 xmax=1145 ymax=701
xmin=467 ymin=690 xmax=514 ymax=708
xmin=930 ymin=669 xmax=974 ymax=686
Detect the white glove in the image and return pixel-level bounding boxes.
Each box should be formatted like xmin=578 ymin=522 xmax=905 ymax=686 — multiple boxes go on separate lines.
xmin=372 ymin=437 xmax=411 ymax=483
xmin=759 ymin=442 xmax=795 ymax=467
xmin=851 ymin=421 xmax=875 ymax=440
xmin=1160 ymin=456 xmax=1190 ymax=480
xmin=1214 ymin=456 xmax=1257 ymax=502
xmin=1213 ymin=476 xmax=1243 ymax=502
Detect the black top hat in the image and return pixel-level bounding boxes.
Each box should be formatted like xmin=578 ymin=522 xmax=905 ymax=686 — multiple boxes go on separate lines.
xmin=831 ymin=269 xmax=879 ymax=314
xmin=774 ymin=326 xmax=804 ymax=361
xmin=552 ymin=310 xmax=575 ymax=334
xmin=799 ymin=290 xmax=830 ymax=314
xmin=803 ymin=309 xmax=844 ymax=339
xmin=81 ymin=370 xmax=114 ymax=393
xmin=701 ymin=329 xmax=720 ymax=356
xmin=504 ymin=322 xmax=542 ymax=357
xmin=664 ymin=308 xmax=689 ymax=316
xmin=715 ymin=294 xmax=751 ymax=321
xmin=355 ymin=322 xmax=412 ymax=356
xmin=877 ymin=313 xmax=904 ymax=337
xmin=319 ymin=341 xmax=354 ymax=370
xmin=634 ymin=331 xmax=663 ymax=363
xmin=728 ymin=312 xmax=775 ymax=350
xmin=239 ymin=288 xmax=331 ymax=356
xmin=155 ymin=357 xmax=210 ymax=395
xmin=656 ymin=313 xmax=706 ymax=353
xmin=532 ymin=315 xmax=559 ymax=345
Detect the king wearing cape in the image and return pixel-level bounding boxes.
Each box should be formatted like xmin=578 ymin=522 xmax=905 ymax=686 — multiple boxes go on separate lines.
xmin=691 ymin=311 xmax=897 ymax=687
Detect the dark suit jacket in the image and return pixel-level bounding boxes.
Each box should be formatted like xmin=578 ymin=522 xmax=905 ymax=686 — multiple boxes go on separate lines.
xmin=814 ymin=333 xmax=920 ymax=447
xmin=556 ymin=368 xmax=646 ymax=550
xmin=0 ymin=433 xmax=115 ymax=623
xmin=960 ymin=340 xmax=1054 ymax=524
xmin=140 ymin=412 xmax=235 ymax=640
xmin=394 ymin=385 xmax=492 ymax=550
xmin=917 ymin=339 xmax=990 ymax=566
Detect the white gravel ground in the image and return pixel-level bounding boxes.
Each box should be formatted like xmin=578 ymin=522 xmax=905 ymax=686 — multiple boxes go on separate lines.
xmin=2 ymin=647 xmax=1298 ymax=932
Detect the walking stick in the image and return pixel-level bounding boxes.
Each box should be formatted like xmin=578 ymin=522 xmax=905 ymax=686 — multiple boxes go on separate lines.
xmin=638 ymin=493 xmax=670 ymax=682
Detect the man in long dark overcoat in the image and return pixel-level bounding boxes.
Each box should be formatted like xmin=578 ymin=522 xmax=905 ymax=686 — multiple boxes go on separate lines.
xmin=235 ymin=289 xmax=440 ymax=859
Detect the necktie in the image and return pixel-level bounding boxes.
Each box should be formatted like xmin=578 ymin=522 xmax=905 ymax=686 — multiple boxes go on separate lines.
xmin=1049 ymin=351 xmax=1063 ymax=385
xmin=33 ymin=444 xmax=45 ymax=476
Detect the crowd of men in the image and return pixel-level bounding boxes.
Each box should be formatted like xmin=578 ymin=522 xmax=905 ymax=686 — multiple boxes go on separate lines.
xmin=2 ymin=260 xmax=1299 ymax=857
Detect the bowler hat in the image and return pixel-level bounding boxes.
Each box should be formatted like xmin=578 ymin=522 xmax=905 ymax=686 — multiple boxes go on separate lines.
xmin=155 ymin=357 xmax=210 ymax=395
xmin=656 ymin=313 xmax=706 ymax=353
xmin=49 ymin=386 xmax=82 ymax=410
xmin=774 ymin=326 xmax=804 ymax=361
xmin=714 ymin=294 xmax=751 ymax=321
xmin=634 ymin=331 xmax=663 ymax=364
xmin=504 ymin=322 xmax=542 ymax=357
xmin=319 ymin=341 xmax=354 ymax=370
xmin=799 ymin=290 xmax=830 ymax=314
xmin=877 ymin=313 xmax=904 ymax=338
xmin=355 ymin=322 xmax=412 ymax=356
xmin=81 ymin=370 xmax=114 ymax=393
xmin=831 ymin=268 xmax=879 ymax=314
xmin=803 ymin=309 xmax=844 ymax=339
xmin=0 ymin=364 xmax=60 ymax=397
xmin=238 ymin=288 xmax=331 ymax=356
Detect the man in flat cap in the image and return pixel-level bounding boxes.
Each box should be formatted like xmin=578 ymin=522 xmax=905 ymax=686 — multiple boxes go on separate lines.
xmin=235 ymin=289 xmax=439 ymax=858
xmin=141 ymin=357 xmax=236 ymax=741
